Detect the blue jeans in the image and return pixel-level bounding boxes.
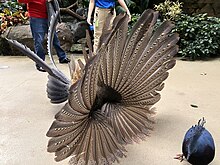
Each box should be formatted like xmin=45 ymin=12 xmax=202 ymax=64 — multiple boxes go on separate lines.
xmin=30 ymin=17 xmax=66 ymax=61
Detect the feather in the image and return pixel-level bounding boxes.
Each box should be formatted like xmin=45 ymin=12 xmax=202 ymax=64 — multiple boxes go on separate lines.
xmin=113 ymin=10 xmax=158 ymax=91
xmin=89 ymin=10 xmax=178 ymax=147
xmin=97 ymin=13 xmax=129 ymax=87
xmin=47 ymin=11 xmax=59 ymax=68
xmin=46 ymin=0 xmax=62 ymax=67
xmin=6 ymin=39 xmax=70 ymax=84
xmin=54 ymin=103 xmax=87 ymax=122
xmin=48 ymin=10 xmax=178 ymax=165
xmin=85 ymin=29 xmax=93 ymax=55
xmin=46 ymin=0 xmax=61 ymax=24
xmin=46 ymin=9 xmax=179 ymax=164
xmin=46 ymin=75 xmax=69 ymax=103
xmin=6 ymin=39 xmax=70 ymax=104
xmin=7 ymin=39 xmax=52 ymax=74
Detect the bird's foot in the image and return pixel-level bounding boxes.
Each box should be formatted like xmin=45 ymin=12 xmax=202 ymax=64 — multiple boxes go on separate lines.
xmin=174 ymin=153 xmax=184 ymax=162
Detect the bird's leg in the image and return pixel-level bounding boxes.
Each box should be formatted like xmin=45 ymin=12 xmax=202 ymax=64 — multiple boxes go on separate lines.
xmin=174 ymin=153 xmax=184 ymax=162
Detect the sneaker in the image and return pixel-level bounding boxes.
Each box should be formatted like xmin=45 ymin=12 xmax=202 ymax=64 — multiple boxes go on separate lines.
xmin=36 ymin=64 xmax=46 ymax=72
xmin=59 ymin=58 xmax=70 ymax=64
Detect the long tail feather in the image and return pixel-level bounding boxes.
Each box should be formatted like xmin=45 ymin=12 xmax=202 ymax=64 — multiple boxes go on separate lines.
xmin=7 ymin=39 xmax=70 ymax=104
xmin=47 ymin=11 xmax=59 ymax=68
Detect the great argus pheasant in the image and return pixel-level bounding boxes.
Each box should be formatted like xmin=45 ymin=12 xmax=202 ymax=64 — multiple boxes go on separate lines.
xmin=7 ymin=6 xmax=179 ymax=165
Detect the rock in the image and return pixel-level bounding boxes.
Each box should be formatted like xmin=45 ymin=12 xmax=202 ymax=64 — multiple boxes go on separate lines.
xmin=76 ymin=8 xmax=88 ymax=17
xmin=0 ymin=37 xmax=12 ymax=55
xmin=56 ymin=22 xmax=74 ymax=52
xmin=1 ymin=24 xmax=33 ymax=56
xmin=71 ymin=43 xmax=83 ymax=53
xmin=0 ymin=22 xmax=74 ymax=56
xmin=72 ymin=21 xmax=88 ymax=43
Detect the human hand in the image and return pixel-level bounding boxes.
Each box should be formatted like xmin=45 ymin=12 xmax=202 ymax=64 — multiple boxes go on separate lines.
xmin=87 ymin=17 xmax=92 ymax=25
xmin=126 ymin=11 xmax=131 ymax=22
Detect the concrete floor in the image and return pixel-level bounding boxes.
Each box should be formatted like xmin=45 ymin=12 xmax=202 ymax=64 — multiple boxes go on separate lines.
xmin=0 ymin=56 xmax=220 ymax=165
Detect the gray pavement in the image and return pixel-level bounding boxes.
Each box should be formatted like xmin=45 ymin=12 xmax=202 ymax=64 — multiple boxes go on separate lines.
xmin=0 ymin=56 xmax=220 ymax=165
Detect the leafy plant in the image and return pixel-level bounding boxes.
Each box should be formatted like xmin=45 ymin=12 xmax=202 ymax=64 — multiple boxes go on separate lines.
xmin=173 ymin=13 xmax=220 ymax=60
xmin=115 ymin=0 xmax=149 ymax=14
xmin=154 ymin=0 xmax=183 ymax=21
xmin=0 ymin=0 xmax=22 ymax=12
xmin=0 ymin=0 xmax=28 ymax=34
xmin=128 ymin=13 xmax=140 ymax=32
xmin=154 ymin=0 xmax=220 ymax=60
xmin=59 ymin=0 xmax=73 ymax=7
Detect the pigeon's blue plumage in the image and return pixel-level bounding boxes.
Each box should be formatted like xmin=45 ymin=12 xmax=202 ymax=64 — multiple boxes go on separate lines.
xmin=182 ymin=118 xmax=215 ymax=165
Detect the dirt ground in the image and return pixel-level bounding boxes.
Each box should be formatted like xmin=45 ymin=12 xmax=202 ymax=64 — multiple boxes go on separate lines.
xmin=0 ymin=56 xmax=220 ymax=165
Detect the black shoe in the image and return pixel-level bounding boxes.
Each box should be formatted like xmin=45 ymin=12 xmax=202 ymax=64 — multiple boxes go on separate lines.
xmin=36 ymin=64 xmax=46 ymax=72
xmin=59 ymin=58 xmax=70 ymax=64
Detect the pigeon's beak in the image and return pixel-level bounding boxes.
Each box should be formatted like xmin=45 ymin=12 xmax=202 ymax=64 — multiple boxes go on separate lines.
xmin=186 ymin=154 xmax=189 ymax=160
xmin=186 ymin=153 xmax=191 ymax=160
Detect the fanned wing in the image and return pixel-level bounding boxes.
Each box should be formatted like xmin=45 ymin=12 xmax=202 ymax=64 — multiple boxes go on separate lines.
xmin=47 ymin=54 xmax=126 ymax=163
xmin=46 ymin=15 xmax=131 ymax=163
xmin=97 ymin=9 xmax=179 ymax=144
xmin=100 ymin=103 xmax=155 ymax=145
xmin=47 ymin=9 xmax=179 ymax=165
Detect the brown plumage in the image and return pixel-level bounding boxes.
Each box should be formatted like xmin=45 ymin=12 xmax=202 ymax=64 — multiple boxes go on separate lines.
xmin=7 ymin=9 xmax=179 ymax=165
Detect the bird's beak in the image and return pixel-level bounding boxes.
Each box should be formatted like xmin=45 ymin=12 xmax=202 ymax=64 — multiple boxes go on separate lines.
xmin=186 ymin=153 xmax=190 ymax=160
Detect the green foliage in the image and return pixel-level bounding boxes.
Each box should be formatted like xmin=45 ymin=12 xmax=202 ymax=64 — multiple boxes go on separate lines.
xmin=154 ymin=0 xmax=220 ymax=60
xmin=124 ymin=0 xmax=147 ymax=13
xmin=81 ymin=0 xmax=89 ymax=8
xmin=0 ymin=0 xmax=23 ymax=13
xmin=173 ymin=13 xmax=220 ymax=60
xmin=60 ymin=0 xmax=73 ymax=7
xmin=130 ymin=13 xmax=141 ymax=24
xmin=0 ymin=0 xmax=28 ymax=34
xmin=116 ymin=0 xmax=149 ymax=14
xmin=128 ymin=13 xmax=140 ymax=32
xmin=60 ymin=0 xmax=148 ymax=14
xmin=154 ymin=0 xmax=183 ymax=21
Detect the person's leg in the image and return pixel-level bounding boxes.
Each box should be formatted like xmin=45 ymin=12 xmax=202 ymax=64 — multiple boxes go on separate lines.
xmin=30 ymin=17 xmax=47 ymax=61
xmin=93 ymin=7 xmax=116 ymax=54
xmin=53 ymin=32 xmax=69 ymax=63
xmin=30 ymin=17 xmax=48 ymax=72
xmin=109 ymin=9 xmax=116 ymax=29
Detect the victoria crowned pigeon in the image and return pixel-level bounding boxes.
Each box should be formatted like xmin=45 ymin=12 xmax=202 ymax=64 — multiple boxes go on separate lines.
xmin=175 ymin=118 xmax=215 ymax=165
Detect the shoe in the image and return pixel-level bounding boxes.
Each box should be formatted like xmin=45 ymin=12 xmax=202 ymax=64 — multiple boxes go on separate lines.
xmin=36 ymin=64 xmax=46 ymax=72
xmin=59 ymin=58 xmax=70 ymax=64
